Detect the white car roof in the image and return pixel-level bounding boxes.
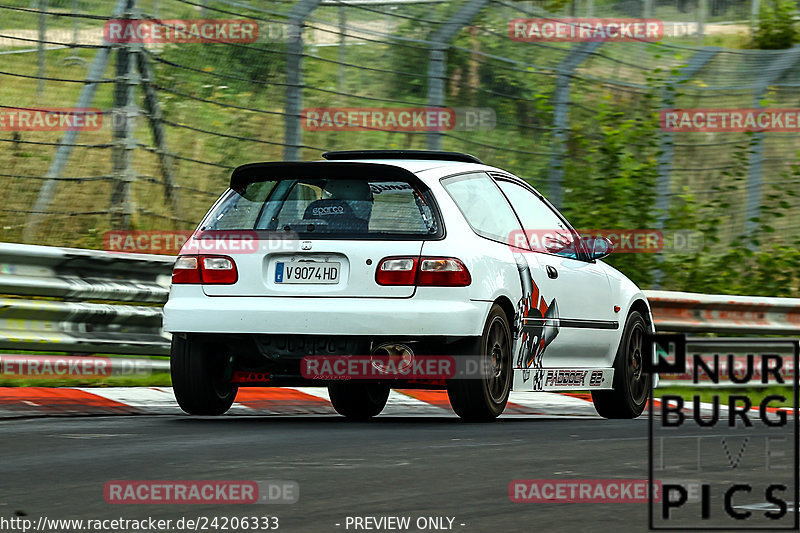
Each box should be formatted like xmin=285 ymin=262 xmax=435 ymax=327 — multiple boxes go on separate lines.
xmin=315 ymin=158 xmax=509 ymax=185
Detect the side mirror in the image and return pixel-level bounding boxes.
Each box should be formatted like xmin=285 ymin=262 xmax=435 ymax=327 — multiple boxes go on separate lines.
xmin=586 ymin=236 xmax=614 ymax=260
xmin=543 ymin=234 xmax=571 ymax=254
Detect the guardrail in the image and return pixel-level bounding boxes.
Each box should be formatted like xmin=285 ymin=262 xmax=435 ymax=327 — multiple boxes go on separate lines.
xmin=0 ymin=243 xmax=174 ymax=356
xmin=644 ymin=290 xmax=800 ymax=335
xmin=1 ymin=242 xmax=799 ymax=364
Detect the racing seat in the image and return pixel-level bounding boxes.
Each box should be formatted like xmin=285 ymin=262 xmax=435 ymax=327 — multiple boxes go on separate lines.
xmin=302 ymin=179 xmax=374 ymax=233
xmin=303 ymin=199 xmax=369 ymax=233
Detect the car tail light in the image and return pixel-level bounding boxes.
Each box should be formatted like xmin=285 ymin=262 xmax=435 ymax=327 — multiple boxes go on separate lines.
xmin=417 ymin=257 xmax=471 ymax=287
xmin=200 ymin=255 xmax=238 ymax=284
xmin=172 ymin=256 xmax=201 ymax=284
xmin=375 ymin=257 xmax=418 ymax=286
xmin=375 ymin=256 xmax=470 ymax=287
xmin=172 ymin=255 xmax=238 ymax=285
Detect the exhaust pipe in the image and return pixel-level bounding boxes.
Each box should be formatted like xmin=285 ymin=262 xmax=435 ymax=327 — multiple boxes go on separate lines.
xmin=371 ymin=343 xmax=414 ymax=374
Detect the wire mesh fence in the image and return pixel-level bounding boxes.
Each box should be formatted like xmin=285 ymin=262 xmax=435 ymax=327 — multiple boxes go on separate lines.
xmin=0 ymin=0 xmax=798 ymax=292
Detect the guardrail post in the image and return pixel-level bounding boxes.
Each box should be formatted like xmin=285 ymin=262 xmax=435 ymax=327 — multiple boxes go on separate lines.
xmin=425 ymin=0 xmax=489 ymax=151
xmin=284 ymin=0 xmax=322 ymax=162
xmin=547 ymin=41 xmax=602 ymax=209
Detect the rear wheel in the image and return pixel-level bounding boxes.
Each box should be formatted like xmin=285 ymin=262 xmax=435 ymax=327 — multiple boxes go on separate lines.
xmin=328 ymin=383 xmax=390 ymax=420
xmin=591 ymin=310 xmax=650 ymax=419
xmin=447 ymin=304 xmax=512 ymax=422
xmin=171 ymin=335 xmax=238 ymax=415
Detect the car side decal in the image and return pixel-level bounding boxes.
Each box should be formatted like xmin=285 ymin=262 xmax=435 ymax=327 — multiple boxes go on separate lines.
xmin=513 ymin=254 xmax=559 ymax=389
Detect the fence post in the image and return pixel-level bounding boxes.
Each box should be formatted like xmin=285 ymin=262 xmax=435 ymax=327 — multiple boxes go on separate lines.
xmin=110 ymin=4 xmax=139 ymax=231
xmin=284 ymin=0 xmax=322 ymax=162
xmin=425 ymin=0 xmax=489 ymax=151
xmin=750 ymin=0 xmax=760 ymax=33
xmin=644 ymin=0 xmax=654 ymax=18
xmin=37 ymin=0 xmax=47 ymax=98
xmin=655 ymin=47 xmax=719 ymax=227
xmin=652 ymin=47 xmax=719 ymax=288
xmin=337 ymin=4 xmax=347 ymax=92
xmin=696 ymin=0 xmax=706 ymax=45
xmin=23 ymin=0 xmax=130 ymax=242
xmin=547 ymin=42 xmax=602 ymax=209
xmin=745 ymin=46 xmax=800 ymax=242
xmin=136 ymin=51 xmax=180 ymax=217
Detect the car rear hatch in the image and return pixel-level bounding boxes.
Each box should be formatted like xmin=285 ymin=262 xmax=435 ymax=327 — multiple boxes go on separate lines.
xmin=190 ymin=162 xmax=443 ymax=298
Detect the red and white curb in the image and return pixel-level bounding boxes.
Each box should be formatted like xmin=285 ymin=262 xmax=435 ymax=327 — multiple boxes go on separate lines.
xmin=0 ymin=387 xmax=791 ymax=419
xmin=0 ymin=387 xmax=602 ymax=418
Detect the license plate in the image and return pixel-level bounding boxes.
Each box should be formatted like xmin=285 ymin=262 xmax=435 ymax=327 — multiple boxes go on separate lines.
xmin=275 ymin=261 xmax=340 ymax=284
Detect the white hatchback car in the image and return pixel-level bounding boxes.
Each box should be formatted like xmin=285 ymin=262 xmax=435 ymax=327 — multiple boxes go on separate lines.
xmin=164 ymin=150 xmax=654 ymax=421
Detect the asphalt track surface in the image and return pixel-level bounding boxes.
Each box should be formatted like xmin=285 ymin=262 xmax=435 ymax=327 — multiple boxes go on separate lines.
xmin=1 ymin=399 xmax=795 ymax=533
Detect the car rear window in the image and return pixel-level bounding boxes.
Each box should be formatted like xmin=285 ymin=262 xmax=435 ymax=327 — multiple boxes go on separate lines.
xmin=200 ymin=177 xmax=440 ymax=238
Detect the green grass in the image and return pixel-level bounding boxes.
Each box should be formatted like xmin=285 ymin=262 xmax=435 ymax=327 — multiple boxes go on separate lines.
xmin=0 ymin=372 xmax=171 ymax=387
xmin=655 ymin=386 xmax=795 ymax=408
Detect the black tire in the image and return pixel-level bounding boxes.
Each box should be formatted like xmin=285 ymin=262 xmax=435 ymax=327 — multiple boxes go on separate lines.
xmin=328 ymin=383 xmax=390 ymax=420
xmin=446 ymin=304 xmax=512 ymax=422
xmin=591 ymin=310 xmax=650 ymax=419
xmin=171 ymin=335 xmax=238 ymax=415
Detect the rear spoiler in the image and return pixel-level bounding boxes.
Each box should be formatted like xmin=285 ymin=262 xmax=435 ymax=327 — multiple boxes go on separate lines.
xmin=229 ymin=161 xmax=428 ymax=190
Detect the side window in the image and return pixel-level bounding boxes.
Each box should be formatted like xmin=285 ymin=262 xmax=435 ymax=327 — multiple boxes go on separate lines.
xmin=441 ymin=172 xmax=523 ymax=245
xmin=497 ymin=179 xmax=580 ymax=260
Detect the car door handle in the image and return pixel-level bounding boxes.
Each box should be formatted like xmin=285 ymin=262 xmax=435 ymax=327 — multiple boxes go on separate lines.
xmin=546 ymin=265 xmax=558 ymax=279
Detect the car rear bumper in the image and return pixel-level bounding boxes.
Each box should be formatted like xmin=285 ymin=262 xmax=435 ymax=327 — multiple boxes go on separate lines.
xmin=163 ymin=287 xmax=491 ymax=337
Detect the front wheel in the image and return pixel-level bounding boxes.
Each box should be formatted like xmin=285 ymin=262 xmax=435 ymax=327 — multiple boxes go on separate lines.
xmin=446 ymin=304 xmax=512 ymax=422
xmin=591 ymin=310 xmax=650 ymax=419
xmin=171 ymin=335 xmax=238 ymax=415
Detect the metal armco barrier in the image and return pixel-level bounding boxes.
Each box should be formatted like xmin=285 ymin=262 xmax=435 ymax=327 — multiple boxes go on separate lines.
xmin=643 ymin=290 xmax=800 ymax=335
xmin=1 ymin=243 xmax=800 ymax=363
xmin=0 ymin=243 xmax=174 ymax=355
